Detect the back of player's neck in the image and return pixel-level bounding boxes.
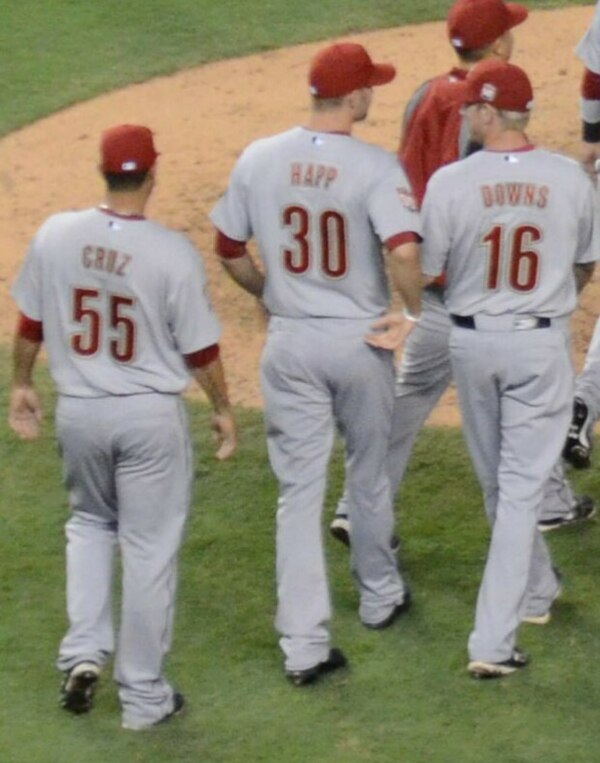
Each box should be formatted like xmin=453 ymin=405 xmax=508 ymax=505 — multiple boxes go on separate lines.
xmin=102 ymin=191 xmax=148 ymax=218
xmin=307 ymin=113 xmax=353 ymax=136
xmin=484 ymin=131 xmax=530 ymax=151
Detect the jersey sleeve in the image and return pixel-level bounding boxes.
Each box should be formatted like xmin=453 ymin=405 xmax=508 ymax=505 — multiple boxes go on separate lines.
xmin=366 ymin=163 xmax=422 ymax=244
xmin=574 ymin=171 xmax=600 ymax=264
xmin=11 ymin=234 xmax=44 ymax=321
xmin=577 ymin=3 xmax=600 ymax=75
xmin=167 ymin=237 xmax=222 ymax=355
xmin=210 ymin=148 xmax=254 ymax=242
xmin=419 ymin=170 xmax=452 ymax=278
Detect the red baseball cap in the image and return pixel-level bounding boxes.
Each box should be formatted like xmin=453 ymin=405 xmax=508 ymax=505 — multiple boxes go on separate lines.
xmin=100 ymin=124 xmax=159 ymax=174
xmin=309 ymin=43 xmax=396 ymax=99
xmin=447 ymin=0 xmax=528 ymax=51
xmin=464 ymin=59 xmax=534 ymax=111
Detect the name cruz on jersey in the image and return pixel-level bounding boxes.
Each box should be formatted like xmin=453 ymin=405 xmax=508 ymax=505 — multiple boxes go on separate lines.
xmin=82 ymin=245 xmax=133 ymax=276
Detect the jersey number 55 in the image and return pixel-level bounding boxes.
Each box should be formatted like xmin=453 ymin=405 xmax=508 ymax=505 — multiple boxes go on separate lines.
xmin=70 ymin=286 xmax=137 ymax=363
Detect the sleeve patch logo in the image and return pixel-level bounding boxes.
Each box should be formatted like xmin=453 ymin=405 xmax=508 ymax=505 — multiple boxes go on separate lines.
xmin=396 ymin=187 xmax=418 ymax=211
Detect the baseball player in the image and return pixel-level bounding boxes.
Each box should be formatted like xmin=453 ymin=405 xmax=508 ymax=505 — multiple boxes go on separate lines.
xmin=577 ymin=0 xmax=600 ymax=174
xmin=8 ymin=125 xmax=237 ymax=729
xmin=560 ymin=0 xmax=600 ymax=469
xmin=331 ymin=0 xmax=595 ymax=546
xmin=419 ymin=59 xmax=599 ymax=678
xmin=210 ymin=42 xmax=422 ymax=685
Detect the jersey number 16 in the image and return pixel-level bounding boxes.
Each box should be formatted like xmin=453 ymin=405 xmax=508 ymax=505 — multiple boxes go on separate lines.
xmin=482 ymin=224 xmax=542 ymax=293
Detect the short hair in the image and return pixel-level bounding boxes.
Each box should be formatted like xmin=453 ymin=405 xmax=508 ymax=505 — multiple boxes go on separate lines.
xmin=456 ymin=45 xmax=493 ymax=64
xmin=311 ymin=94 xmax=347 ymax=111
xmin=103 ymin=170 xmax=149 ymax=192
xmin=497 ymin=109 xmax=530 ymax=131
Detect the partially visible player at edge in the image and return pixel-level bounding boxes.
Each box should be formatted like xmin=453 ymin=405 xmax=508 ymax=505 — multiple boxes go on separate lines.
xmin=331 ymin=0 xmax=595 ymax=549
xmin=420 ymin=60 xmax=599 ymax=678
xmin=211 ymin=43 xmax=422 ymax=686
xmin=8 ymin=125 xmax=236 ymax=730
xmin=560 ymin=0 xmax=600 ymax=470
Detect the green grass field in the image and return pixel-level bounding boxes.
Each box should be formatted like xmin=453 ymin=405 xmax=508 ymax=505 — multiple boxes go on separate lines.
xmin=1 ymin=1 xmax=599 ymax=762
xmin=0 ymin=0 xmax=591 ymax=136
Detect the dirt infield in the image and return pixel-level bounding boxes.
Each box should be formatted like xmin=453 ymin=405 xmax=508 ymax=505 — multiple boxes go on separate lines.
xmin=0 ymin=6 xmax=597 ymax=424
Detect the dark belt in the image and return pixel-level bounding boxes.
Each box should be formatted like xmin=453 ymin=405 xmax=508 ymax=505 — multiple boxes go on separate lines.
xmin=450 ymin=315 xmax=551 ymax=330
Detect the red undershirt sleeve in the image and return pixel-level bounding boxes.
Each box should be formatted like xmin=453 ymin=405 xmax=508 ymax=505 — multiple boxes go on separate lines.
xmin=184 ymin=343 xmax=220 ymax=368
xmin=214 ymin=230 xmax=247 ymax=259
xmin=17 ymin=312 xmax=43 ymax=342
xmin=582 ymin=68 xmax=600 ymax=100
xmin=581 ymin=68 xmax=600 ymax=142
xmin=385 ymin=231 xmax=423 ymax=250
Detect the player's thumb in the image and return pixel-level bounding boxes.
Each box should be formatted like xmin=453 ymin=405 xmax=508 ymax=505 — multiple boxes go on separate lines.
xmin=216 ymin=435 xmax=236 ymax=461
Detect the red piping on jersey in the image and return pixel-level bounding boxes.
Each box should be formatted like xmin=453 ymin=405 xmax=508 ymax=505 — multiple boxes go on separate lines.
xmin=98 ymin=206 xmax=146 ymax=221
xmin=582 ymin=68 xmax=600 ymax=99
xmin=17 ymin=312 xmax=43 ymax=342
xmin=386 ymin=232 xmax=423 ymax=249
xmin=215 ymin=230 xmax=247 ymax=259
xmin=301 ymin=127 xmax=351 ymax=136
xmin=483 ymin=144 xmax=536 ymax=154
xmin=184 ymin=344 xmax=220 ymax=368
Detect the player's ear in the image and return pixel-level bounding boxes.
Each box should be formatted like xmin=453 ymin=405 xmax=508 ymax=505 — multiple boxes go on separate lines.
xmin=146 ymin=166 xmax=157 ymax=186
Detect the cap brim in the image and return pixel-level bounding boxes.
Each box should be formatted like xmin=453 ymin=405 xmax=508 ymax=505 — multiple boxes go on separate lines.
xmin=506 ymin=3 xmax=529 ymax=30
xmin=369 ymin=63 xmax=396 ymax=87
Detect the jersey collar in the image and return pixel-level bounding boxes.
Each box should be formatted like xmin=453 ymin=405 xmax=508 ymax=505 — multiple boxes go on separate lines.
xmin=483 ymin=144 xmax=536 ymax=154
xmin=98 ymin=205 xmax=146 ymax=220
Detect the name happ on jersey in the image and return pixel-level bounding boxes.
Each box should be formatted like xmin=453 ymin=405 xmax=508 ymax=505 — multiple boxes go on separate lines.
xmin=480 ymin=182 xmax=550 ymax=209
xmin=290 ymin=162 xmax=338 ymax=189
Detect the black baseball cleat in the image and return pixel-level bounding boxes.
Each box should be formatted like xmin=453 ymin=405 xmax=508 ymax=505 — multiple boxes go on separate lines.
xmin=468 ymin=648 xmax=529 ymax=679
xmin=60 ymin=661 xmax=100 ymax=714
xmin=563 ymin=397 xmax=593 ymax=469
xmin=537 ymin=495 xmax=596 ymax=533
xmin=153 ymin=692 xmax=185 ymax=726
xmin=286 ymin=648 xmax=348 ymax=687
xmin=362 ymin=591 xmax=412 ymax=630
xmin=329 ymin=514 xmax=400 ymax=553
xmin=122 ymin=692 xmax=186 ymax=730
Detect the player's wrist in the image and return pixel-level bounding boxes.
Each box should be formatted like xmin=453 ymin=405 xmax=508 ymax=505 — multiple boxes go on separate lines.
xmin=403 ymin=307 xmax=422 ymax=323
xmin=11 ymin=380 xmax=35 ymax=391
xmin=582 ymin=120 xmax=600 ymax=143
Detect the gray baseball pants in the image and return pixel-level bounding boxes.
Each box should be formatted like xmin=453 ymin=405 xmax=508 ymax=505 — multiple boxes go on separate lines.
xmin=55 ymin=393 xmax=192 ymax=729
xmin=574 ymin=314 xmax=600 ymax=422
xmin=261 ymin=316 xmax=408 ymax=672
xmin=449 ymin=321 xmax=571 ymax=662
xmin=336 ymin=287 xmax=577 ymax=523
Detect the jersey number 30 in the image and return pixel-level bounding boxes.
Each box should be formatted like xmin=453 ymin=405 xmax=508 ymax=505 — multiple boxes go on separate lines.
xmin=482 ymin=224 xmax=541 ymax=292
xmin=71 ymin=287 xmax=137 ymax=362
xmin=282 ymin=205 xmax=348 ymax=277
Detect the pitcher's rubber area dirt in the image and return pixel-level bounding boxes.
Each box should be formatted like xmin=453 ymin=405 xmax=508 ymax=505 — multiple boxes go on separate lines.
xmin=0 ymin=7 xmax=596 ymax=423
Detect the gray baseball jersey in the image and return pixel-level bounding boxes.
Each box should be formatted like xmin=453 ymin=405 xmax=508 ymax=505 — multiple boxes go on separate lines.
xmin=421 ymin=147 xmax=598 ymax=315
xmin=12 ymin=205 xmax=220 ymax=728
xmin=12 ymin=207 xmax=220 ymax=396
xmin=420 ymin=145 xmax=600 ymax=666
xmin=577 ymin=1 xmax=600 ymax=74
xmin=211 ymin=125 xmax=421 ymax=319
xmin=211 ymin=125 xmax=419 ymax=671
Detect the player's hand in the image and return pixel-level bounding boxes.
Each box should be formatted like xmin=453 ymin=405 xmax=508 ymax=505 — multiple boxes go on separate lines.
xmin=365 ymin=312 xmax=416 ymax=352
xmin=580 ymin=142 xmax=600 ymax=179
xmin=8 ymin=386 xmax=43 ymax=440
xmin=211 ymin=409 xmax=237 ymax=460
